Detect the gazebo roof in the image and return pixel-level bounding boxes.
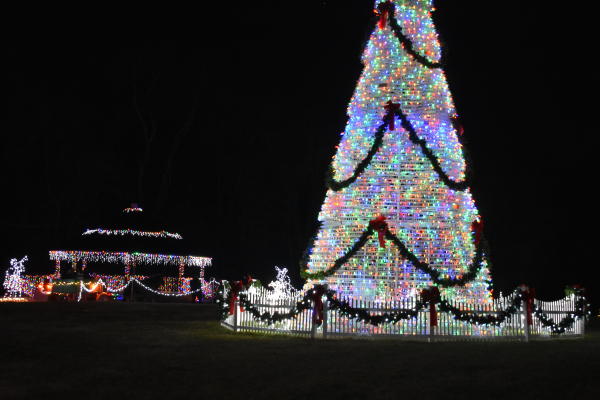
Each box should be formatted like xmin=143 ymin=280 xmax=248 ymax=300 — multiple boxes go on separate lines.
xmin=49 ymin=204 xmax=211 ymax=267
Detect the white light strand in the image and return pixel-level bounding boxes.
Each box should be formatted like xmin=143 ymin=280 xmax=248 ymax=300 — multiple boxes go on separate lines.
xmin=82 ymin=228 xmax=183 ymax=240
xmin=99 ymin=278 xmax=204 ymax=297
xmin=49 ymin=251 xmax=211 ymax=267
xmin=104 ymin=281 xmax=132 ymax=293
xmin=81 ymin=279 xmax=104 ymax=293
xmin=130 ymin=279 xmax=205 ymax=297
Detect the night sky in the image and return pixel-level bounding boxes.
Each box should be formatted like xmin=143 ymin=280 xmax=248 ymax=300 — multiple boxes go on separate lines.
xmin=5 ymin=1 xmax=599 ymax=308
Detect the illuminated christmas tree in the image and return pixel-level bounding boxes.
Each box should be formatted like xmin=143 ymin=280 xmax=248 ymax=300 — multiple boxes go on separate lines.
xmin=302 ymin=0 xmax=492 ymax=303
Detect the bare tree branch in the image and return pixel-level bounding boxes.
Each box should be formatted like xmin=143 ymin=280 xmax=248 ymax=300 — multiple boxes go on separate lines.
xmin=132 ymin=64 xmax=160 ymax=204
xmin=155 ymin=96 xmax=199 ymax=213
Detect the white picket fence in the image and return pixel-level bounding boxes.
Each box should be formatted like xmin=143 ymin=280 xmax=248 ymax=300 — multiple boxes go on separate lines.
xmin=221 ymin=287 xmax=585 ymax=341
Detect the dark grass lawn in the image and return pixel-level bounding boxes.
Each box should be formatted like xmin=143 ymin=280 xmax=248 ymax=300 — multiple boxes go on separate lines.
xmin=1 ymin=303 xmax=598 ymax=400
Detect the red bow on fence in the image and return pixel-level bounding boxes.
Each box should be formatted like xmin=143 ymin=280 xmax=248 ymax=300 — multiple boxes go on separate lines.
xmin=420 ymin=286 xmax=441 ymax=328
xmin=376 ymin=1 xmax=395 ymax=30
xmin=229 ymin=281 xmax=244 ymax=315
xmin=471 ymin=218 xmax=484 ymax=246
xmin=519 ymin=285 xmax=536 ymax=326
xmin=384 ymin=101 xmax=400 ymax=131
xmin=369 ymin=215 xmax=388 ymax=248
xmin=312 ymin=285 xmax=327 ymax=326
xmin=228 ymin=276 xmax=253 ymax=315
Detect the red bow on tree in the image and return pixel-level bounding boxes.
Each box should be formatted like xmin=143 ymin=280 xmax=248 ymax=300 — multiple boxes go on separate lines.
xmin=311 ymin=285 xmax=327 ymax=326
xmin=384 ymin=101 xmax=400 ymax=131
xmin=376 ymin=1 xmax=395 ymax=30
xmin=369 ymin=215 xmax=388 ymax=248
xmin=228 ymin=276 xmax=254 ymax=315
xmin=420 ymin=286 xmax=441 ymax=327
xmin=471 ymin=218 xmax=483 ymax=246
xmin=519 ymin=285 xmax=536 ymax=326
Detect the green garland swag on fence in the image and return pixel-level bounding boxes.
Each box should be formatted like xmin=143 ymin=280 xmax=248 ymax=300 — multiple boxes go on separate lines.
xmin=218 ymin=286 xmax=319 ymax=324
xmin=325 ymin=291 xmax=424 ymax=326
xmin=300 ymin=224 xmax=486 ymax=288
xmin=220 ymin=285 xmax=426 ymax=327
xmin=437 ymin=295 xmax=523 ymax=327
xmin=532 ymin=296 xmax=589 ymax=334
xmin=238 ymin=292 xmax=313 ymax=325
xmin=220 ymin=282 xmax=589 ymax=334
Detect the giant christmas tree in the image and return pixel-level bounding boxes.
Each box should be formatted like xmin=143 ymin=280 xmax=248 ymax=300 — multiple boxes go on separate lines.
xmin=302 ymin=0 xmax=492 ymax=304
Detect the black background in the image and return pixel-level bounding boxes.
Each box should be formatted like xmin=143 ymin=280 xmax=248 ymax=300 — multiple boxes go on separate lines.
xmin=4 ymin=1 xmax=598 ymax=309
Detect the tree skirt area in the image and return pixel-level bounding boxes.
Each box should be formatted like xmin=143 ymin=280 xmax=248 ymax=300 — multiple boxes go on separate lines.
xmin=0 ymin=303 xmax=598 ymax=399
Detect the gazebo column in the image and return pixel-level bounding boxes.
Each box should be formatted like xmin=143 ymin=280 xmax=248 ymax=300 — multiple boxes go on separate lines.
xmin=71 ymin=260 xmax=77 ymax=273
xmin=124 ymin=258 xmax=131 ymax=280
xmin=127 ymin=258 xmax=136 ymax=302
xmin=199 ymin=266 xmax=205 ymax=294
xmin=178 ymin=262 xmax=185 ymax=294
xmin=54 ymin=260 xmax=61 ymax=279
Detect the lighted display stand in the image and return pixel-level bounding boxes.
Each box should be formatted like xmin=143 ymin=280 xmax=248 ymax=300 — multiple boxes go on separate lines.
xmin=48 ymin=205 xmax=212 ymax=301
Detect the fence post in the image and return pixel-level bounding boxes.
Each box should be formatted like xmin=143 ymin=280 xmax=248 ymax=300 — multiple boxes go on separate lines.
xmin=322 ymin=284 xmax=329 ymax=339
xmin=428 ymin=303 xmax=435 ymax=343
xmin=522 ymin=299 xmax=529 ymax=342
xmin=310 ymin=305 xmax=317 ymax=340
xmin=578 ymin=294 xmax=585 ymax=337
xmin=233 ymin=299 xmax=239 ymax=332
xmin=310 ymin=284 xmax=326 ymax=340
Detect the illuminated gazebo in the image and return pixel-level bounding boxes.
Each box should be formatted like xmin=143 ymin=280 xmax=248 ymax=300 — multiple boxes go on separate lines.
xmin=49 ymin=204 xmax=212 ymax=296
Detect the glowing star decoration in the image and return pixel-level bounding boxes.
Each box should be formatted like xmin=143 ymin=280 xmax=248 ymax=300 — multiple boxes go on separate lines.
xmin=82 ymin=228 xmax=183 ymax=240
xmin=3 ymin=256 xmax=28 ymax=299
xmin=123 ymin=206 xmax=143 ymax=213
xmin=304 ymin=0 xmax=492 ymax=304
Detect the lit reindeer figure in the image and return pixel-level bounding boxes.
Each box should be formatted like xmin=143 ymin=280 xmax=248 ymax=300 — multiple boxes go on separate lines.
xmin=3 ymin=256 xmax=28 ymax=298
xmin=266 ymin=267 xmax=299 ymax=301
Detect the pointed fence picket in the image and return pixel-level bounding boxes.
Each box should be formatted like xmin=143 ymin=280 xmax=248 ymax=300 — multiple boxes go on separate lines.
xmin=220 ymin=286 xmax=586 ymax=340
